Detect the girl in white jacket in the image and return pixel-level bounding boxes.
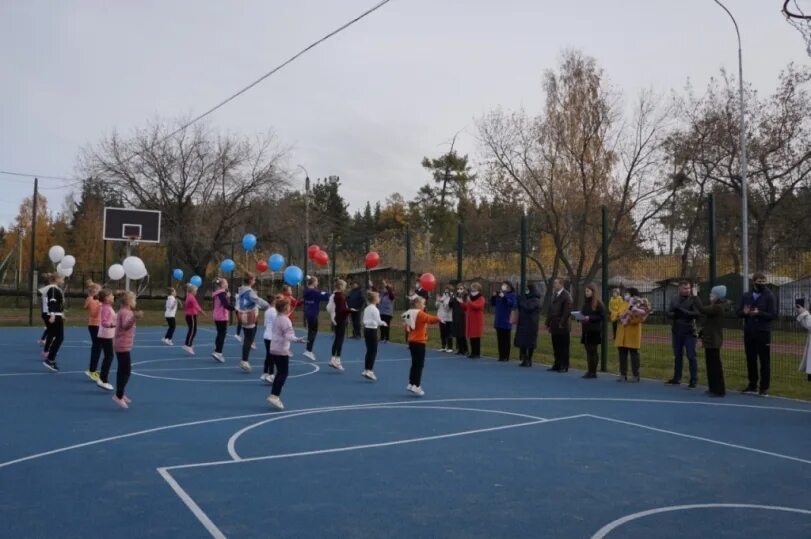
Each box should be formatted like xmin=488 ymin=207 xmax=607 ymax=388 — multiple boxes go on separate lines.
xmin=262 ymin=296 xmax=280 ymax=384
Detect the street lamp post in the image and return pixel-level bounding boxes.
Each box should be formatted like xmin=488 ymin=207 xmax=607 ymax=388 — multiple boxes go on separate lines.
xmin=713 ymin=0 xmax=749 ymax=293
xmin=298 ymin=164 xmax=311 ymax=277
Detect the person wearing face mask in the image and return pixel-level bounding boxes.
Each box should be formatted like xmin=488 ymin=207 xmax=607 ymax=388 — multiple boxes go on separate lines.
xmin=665 ymin=280 xmax=703 ymax=388
xmin=449 ymin=284 xmax=468 ymax=356
xmin=514 ymin=284 xmax=541 ymax=367
xmin=737 ymin=272 xmax=777 ymax=396
xmin=616 ymin=287 xmax=646 ymax=382
xmin=436 ymin=286 xmax=455 ymax=353
xmin=608 ymin=288 xmax=623 ymax=340
xmin=796 ymin=302 xmax=811 ymax=382
xmin=545 ymin=278 xmax=573 ymax=372
xmin=698 ymin=285 xmax=728 ymax=397
xmin=463 ymin=283 xmax=485 ymax=358
xmin=579 ymin=284 xmax=605 ymax=378
xmin=491 ymin=282 xmax=517 ymax=361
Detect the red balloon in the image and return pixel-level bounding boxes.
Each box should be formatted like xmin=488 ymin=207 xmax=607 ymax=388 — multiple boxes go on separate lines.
xmin=419 ymin=272 xmax=437 ymax=292
xmin=256 ymin=260 xmax=268 ymax=273
xmin=314 ymin=250 xmax=329 ymax=266
xmin=307 ymin=244 xmax=320 ymax=260
xmin=364 ymin=251 xmax=380 ymax=270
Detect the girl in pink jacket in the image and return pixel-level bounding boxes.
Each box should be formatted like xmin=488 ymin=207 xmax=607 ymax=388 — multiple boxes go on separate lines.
xmin=183 ymin=284 xmax=205 ymax=355
xmin=113 ymin=291 xmax=141 ymax=409
xmin=266 ymin=297 xmax=304 ymax=410
xmin=96 ymin=289 xmax=117 ymax=391
xmin=211 ymin=277 xmax=235 ymax=363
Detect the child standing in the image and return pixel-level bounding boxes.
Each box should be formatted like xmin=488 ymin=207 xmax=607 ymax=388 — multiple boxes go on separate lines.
xmin=112 ymin=291 xmax=141 ymax=409
xmin=436 ymin=286 xmax=454 ymax=353
xmin=42 ymin=273 xmax=66 ymax=372
xmin=281 ymin=285 xmax=300 ymax=321
xmin=84 ymin=280 xmax=102 ymax=381
xmin=38 ymin=275 xmax=52 ymax=348
xmin=402 ymin=296 xmax=440 ymax=396
xmin=183 ymin=284 xmax=204 ymax=355
xmin=237 ymin=272 xmax=270 ymax=372
xmin=96 ymin=289 xmax=117 ymax=391
xmin=163 ymin=287 xmax=177 ymax=345
xmin=329 ymin=279 xmax=350 ymax=372
xmin=262 ymin=295 xmax=280 ymax=384
xmin=302 ymin=277 xmax=330 ymax=361
xmin=211 ymin=278 xmax=235 ymax=363
xmin=267 ymin=297 xmax=305 ymax=410
xmin=362 ymin=291 xmax=386 ymax=381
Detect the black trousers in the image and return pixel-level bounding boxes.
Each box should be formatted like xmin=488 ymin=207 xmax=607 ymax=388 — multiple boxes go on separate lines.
xmin=519 ymin=347 xmax=535 ymax=363
xmin=164 ymin=317 xmax=176 ymax=340
xmin=618 ymin=347 xmax=640 ymax=377
xmin=439 ymin=322 xmax=452 ymax=349
xmin=364 ymin=328 xmax=379 ymax=371
xmin=332 ymin=321 xmax=347 ymax=356
xmin=242 ymin=327 xmax=257 ymax=363
xmin=47 ymin=316 xmax=64 ymax=362
xmin=469 ymin=337 xmax=481 ymax=357
xmin=584 ymin=343 xmax=599 ymax=375
xmin=457 ymin=337 xmax=468 ymax=355
xmin=705 ymin=347 xmax=725 ymax=395
xmin=496 ymin=328 xmax=511 ymax=360
xmin=408 ymin=342 xmax=426 ymax=387
xmin=306 ymin=316 xmax=318 ymax=352
xmin=88 ymin=325 xmax=102 ymax=372
xmin=380 ymin=315 xmax=392 ymax=341
xmin=236 ymin=317 xmax=242 ymax=336
xmin=264 ymin=339 xmax=274 ymax=375
xmin=99 ymin=338 xmax=115 ymax=383
xmin=551 ymin=332 xmax=570 ymax=370
xmin=115 ymin=351 xmax=132 ymax=399
xmin=185 ymin=315 xmax=198 ymax=346
xmin=744 ymin=330 xmax=771 ymax=391
xmin=41 ymin=313 xmax=50 ymax=343
xmin=270 ymin=354 xmax=289 ymax=396
xmin=350 ymin=310 xmax=362 ymax=338
xmin=214 ymin=320 xmax=228 ymax=353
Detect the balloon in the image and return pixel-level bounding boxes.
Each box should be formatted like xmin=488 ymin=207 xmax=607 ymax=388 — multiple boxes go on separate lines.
xmin=307 ymin=244 xmax=320 ymax=260
xmin=268 ymin=253 xmax=285 ymax=272
xmin=108 ymin=264 xmax=125 ymax=281
xmin=172 ymin=268 xmax=184 ymax=280
xmin=60 ymin=255 xmax=76 ymax=269
xmin=220 ymin=259 xmax=236 ymax=273
xmin=419 ymin=273 xmax=437 ymax=292
xmin=48 ymin=246 xmax=65 ymax=264
xmin=283 ymin=265 xmax=304 ymax=286
xmin=242 ymin=233 xmax=257 ymax=251
xmin=364 ymin=251 xmax=380 ymax=270
xmin=123 ymin=256 xmax=147 ymax=280
xmin=256 ymin=260 xmax=268 ymax=273
xmin=190 ymin=275 xmax=203 ymax=288
xmin=314 ymin=250 xmax=329 ymax=267
xmin=58 ymin=266 xmax=73 ymax=278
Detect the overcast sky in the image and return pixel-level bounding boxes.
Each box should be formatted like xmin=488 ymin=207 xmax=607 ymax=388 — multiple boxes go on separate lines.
xmin=1 ymin=0 xmax=808 ymax=228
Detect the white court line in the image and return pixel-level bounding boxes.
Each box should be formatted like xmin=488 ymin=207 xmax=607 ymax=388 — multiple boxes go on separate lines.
xmin=590 ymin=503 xmax=811 ymax=539
xmin=157 ymin=467 xmax=226 ymax=539
xmin=2 ymin=397 xmax=810 ymax=470
xmin=587 ymin=414 xmax=811 ymax=466
xmin=226 ymin=404 xmax=551 ymax=461
xmin=132 ymin=362 xmax=320 ymax=383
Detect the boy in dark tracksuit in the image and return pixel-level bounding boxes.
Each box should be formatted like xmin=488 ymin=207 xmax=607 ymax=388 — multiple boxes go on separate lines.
xmin=737 ymin=272 xmax=777 ymax=396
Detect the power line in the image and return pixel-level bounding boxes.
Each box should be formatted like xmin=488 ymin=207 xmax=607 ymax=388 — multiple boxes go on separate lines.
xmin=0 ymin=170 xmax=78 ymax=182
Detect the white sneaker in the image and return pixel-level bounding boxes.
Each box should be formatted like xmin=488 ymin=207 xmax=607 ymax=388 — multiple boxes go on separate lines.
xmin=250 ymin=342 xmax=257 ymax=350
xmin=407 ymin=384 xmax=414 ymax=392
xmin=409 ymin=385 xmax=425 ymax=396
xmin=166 ymin=339 xmax=174 ymax=346
xmin=211 ymin=352 xmax=225 ymax=363
xmin=96 ymin=380 xmax=114 ymax=391
xmin=266 ymin=374 xmax=275 ymax=384
xmin=182 ymin=345 xmax=194 ymax=355
xmin=362 ymin=370 xmax=377 ymax=381
xmin=267 ymin=394 xmax=284 ymax=410
xmin=329 ymin=357 xmax=344 ymax=371
xmin=436 ymin=347 xmax=445 ymax=352
xmin=233 ymin=334 xmax=243 ymax=343
xmin=445 ymin=348 xmax=455 ymax=353
xmin=240 ymin=361 xmax=252 ymax=372
xmin=303 ymin=351 xmax=316 ymax=361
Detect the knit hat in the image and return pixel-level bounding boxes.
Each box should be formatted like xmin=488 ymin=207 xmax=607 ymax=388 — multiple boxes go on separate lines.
xmin=711 ymin=285 xmax=727 ymax=299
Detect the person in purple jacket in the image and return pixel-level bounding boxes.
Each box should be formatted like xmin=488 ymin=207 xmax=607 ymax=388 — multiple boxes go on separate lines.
xmin=491 ymin=281 xmax=517 ymax=361
xmin=302 ymin=276 xmax=330 ymax=361
xmin=211 ymin=277 xmax=235 ymax=363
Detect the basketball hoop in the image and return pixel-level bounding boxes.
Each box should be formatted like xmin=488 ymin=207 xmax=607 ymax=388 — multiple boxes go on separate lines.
xmin=784 ymin=0 xmax=811 ymax=56
xmin=126 ymin=234 xmax=141 ymax=247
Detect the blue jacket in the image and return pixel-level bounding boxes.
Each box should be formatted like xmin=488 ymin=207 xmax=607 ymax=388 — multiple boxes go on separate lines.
xmin=303 ymin=287 xmax=330 ymax=320
xmin=491 ymin=291 xmax=517 ymax=330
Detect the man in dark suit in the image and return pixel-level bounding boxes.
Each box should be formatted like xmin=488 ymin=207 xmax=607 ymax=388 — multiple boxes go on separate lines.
xmin=737 ymin=271 xmax=777 ymax=396
xmin=545 ymin=278 xmax=573 ymax=372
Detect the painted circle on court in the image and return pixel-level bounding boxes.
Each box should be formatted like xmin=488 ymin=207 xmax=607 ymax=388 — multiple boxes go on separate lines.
xmin=131 ymin=356 xmax=319 ymax=382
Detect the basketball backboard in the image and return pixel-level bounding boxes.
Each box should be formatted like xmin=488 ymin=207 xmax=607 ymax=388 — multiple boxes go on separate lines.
xmin=103 ymin=207 xmax=162 ymax=243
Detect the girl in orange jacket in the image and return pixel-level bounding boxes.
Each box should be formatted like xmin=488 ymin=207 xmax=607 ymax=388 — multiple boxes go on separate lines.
xmin=403 ymin=296 xmax=440 ymax=396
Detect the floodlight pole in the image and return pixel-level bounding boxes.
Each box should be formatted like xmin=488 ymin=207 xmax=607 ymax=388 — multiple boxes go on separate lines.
xmin=713 ymin=0 xmax=749 ymax=292
xmin=298 ymin=165 xmax=310 ymax=280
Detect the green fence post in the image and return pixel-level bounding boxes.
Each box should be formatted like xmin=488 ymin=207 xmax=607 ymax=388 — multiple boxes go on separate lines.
xmin=456 ymin=222 xmax=463 ymax=284
xmin=708 ymin=193 xmax=717 ymax=290
xmin=520 ymin=213 xmax=527 ymax=295
xmin=330 ymin=234 xmax=336 ymax=287
xmin=601 ymin=206 xmax=609 ymax=372
xmin=405 ymin=226 xmax=412 ymax=310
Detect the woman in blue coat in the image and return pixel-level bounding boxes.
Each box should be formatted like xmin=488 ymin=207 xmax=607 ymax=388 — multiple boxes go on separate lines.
xmin=514 ymin=284 xmax=541 ymax=367
xmin=491 ymin=281 xmax=517 ymax=361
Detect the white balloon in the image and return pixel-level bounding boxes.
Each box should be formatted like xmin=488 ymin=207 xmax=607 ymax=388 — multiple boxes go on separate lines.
xmin=108 ymin=264 xmax=126 ymax=281
xmin=123 ymin=256 xmax=148 ymax=280
xmin=60 ymin=255 xmax=76 ymax=269
xmin=58 ymin=266 xmax=73 ymax=278
xmin=48 ymin=246 xmax=65 ymax=264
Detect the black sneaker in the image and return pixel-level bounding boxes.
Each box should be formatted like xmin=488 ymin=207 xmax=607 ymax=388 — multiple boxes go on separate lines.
xmin=741 ymin=386 xmax=757 ymax=394
xmin=665 ymin=379 xmax=680 ymax=385
xmin=687 ymin=382 xmax=696 ymax=389
xmin=42 ymin=360 xmax=59 ymax=372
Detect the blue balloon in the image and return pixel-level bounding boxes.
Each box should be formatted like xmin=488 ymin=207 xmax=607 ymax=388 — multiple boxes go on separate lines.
xmin=268 ymin=253 xmax=285 ymax=272
xmin=283 ymin=265 xmax=303 ymax=286
xmin=242 ymin=233 xmax=257 ymax=251
xmin=220 ymin=259 xmax=236 ymax=273
xmin=190 ymin=275 xmax=203 ymax=288
xmin=172 ymin=268 xmax=184 ymax=280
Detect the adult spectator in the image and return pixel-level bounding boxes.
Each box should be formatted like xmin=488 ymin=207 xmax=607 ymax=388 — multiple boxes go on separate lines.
xmin=579 ymin=284 xmax=605 ymax=379
xmin=796 ymin=303 xmax=811 ymax=382
xmin=608 ymin=288 xmax=623 ymax=340
xmin=463 ymin=282 xmax=485 ymax=359
xmin=665 ymin=281 xmax=702 ymax=388
xmin=491 ymin=281 xmax=517 ymax=361
xmin=450 ymin=284 xmax=468 ymax=356
xmin=545 ymin=278 xmax=573 ymax=372
xmin=514 ymin=284 xmax=541 ymax=367
xmin=737 ymin=272 xmax=777 ymax=396
xmin=698 ymin=285 xmax=728 ymax=397
xmin=616 ymin=287 xmax=647 ymax=383
xmin=347 ymin=282 xmax=366 ymax=339
xmin=378 ymin=280 xmax=395 ymax=343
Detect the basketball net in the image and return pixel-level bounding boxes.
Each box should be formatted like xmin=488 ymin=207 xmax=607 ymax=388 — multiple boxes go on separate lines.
xmin=784 ymin=0 xmax=811 ymax=56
